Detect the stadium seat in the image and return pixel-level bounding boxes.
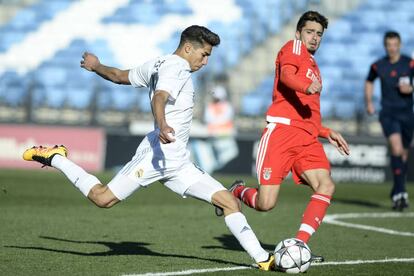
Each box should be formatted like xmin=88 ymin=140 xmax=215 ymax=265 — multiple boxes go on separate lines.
xmin=0 ymin=85 xmax=27 ymax=107
xmin=34 ymin=66 xmax=68 ymax=87
xmin=137 ymin=90 xmax=152 ymax=113
xmin=44 ymin=86 xmax=67 ymax=108
xmin=320 ymin=98 xmax=334 ymax=118
xmin=240 ymin=93 xmax=269 ymax=116
xmin=333 ymin=99 xmax=357 ymax=120
xmin=111 ymin=87 xmax=138 ymax=111
xmin=66 ymin=87 xmax=94 ymax=109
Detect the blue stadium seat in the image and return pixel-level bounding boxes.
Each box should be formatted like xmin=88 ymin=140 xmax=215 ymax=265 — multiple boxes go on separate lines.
xmin=334 ymin=99 xmax=357 ymax=120
xmin=0 ymin=85 xmax=27 ymax=107
xmin=66 ymin=87 xmax=93 ymax=109
xmin=111 ymin=86 xmax=138 ymax=111
xmin=320 ymin=98 xmax=334 ymax=118
xmin=96 ymin=88 xmax=113 ymax=110
xmin=137 ymin=90 xmax=152 ymax=113
xmin=44 ymin=86 xmax=67 ymax=108
xmin=0 ymin=0 xmax=72 ymax=53
xmin=240 ymin=93 xmax=269 ymax=116
xmin=35 ymin=66 xmax=68 ymax=87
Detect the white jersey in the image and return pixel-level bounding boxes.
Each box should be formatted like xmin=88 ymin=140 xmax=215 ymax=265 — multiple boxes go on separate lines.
xmin=128 ymin=54 xmax=194 ymax=144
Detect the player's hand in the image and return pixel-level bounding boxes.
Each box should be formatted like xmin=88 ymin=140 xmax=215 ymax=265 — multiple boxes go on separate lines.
xmin=399 ymin=84 xmax=414 ymax=95
xmin=327 ymin=129 xmax=350 ymax=156
xmin=159 ymin=125 xmax=176 ymax=144
xmin=80 ymin=52 xmax=100 ymax=72
xmin=306 ymin=81 xmax=322 ymax=94
xmin=366 ymin=102 xmax=375 ymax=115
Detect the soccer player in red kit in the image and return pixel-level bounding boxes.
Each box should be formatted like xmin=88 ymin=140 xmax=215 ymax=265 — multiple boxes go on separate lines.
xmin=216 ymin=11 xmax=350 ymax=261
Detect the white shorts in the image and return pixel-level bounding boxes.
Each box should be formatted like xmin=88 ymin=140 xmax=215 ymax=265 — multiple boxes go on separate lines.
xmin=107 ymin=131 xmax=226 ymax=202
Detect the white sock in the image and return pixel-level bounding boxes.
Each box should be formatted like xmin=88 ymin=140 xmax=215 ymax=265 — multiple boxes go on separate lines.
xmin=225 ymin=212 xmax=269 ymax=263
xmin=51 ymin=154 xmax=100 ymax=197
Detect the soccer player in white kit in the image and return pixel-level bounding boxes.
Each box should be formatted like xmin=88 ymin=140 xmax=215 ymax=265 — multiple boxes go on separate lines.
xmin=23 ymin=25 xmax=274 ymax=270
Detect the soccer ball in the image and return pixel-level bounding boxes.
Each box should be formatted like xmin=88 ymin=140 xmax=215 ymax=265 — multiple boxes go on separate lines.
xmin=274 ymin=238 xmax=312 ymax=273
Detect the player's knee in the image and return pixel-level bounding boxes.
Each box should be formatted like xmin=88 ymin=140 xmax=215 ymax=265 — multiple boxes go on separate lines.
xmin=227 ymin=198 xmax=241 ymax=213
xmin=213 ymin=190 xmax=241 ymax=213
xmin=94 ymin=198 xmax=112 ymax=208
xmin=256 ymin=198 xmax=277 ymax=212
xmin=318 ymin=180 xmax=335 ymax=196
xmin=88 ymin=186 xmax=116 ymax=208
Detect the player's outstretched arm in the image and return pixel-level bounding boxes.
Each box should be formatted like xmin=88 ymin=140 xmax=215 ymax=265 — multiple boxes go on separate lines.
xmin=319 ymin=126 xmax=350 ymax=155
xmin=80 ymin=52 xmax=130 ymax=85
xmin=364 ymin=81 xmax=375 ymax=114
xmin=328 ymin=129 xmax=350 ymax=156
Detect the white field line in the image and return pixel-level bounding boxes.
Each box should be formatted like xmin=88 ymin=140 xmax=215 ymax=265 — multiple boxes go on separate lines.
xmin=122 ymin=266 xmax=250 ymax=276
xmin=122 ymin=258 xmax=414 ymax=276
xmin=324 ymin=212 xmax=414 ymax=237
xmin=313 ymin=257 xmax=414 ymax=266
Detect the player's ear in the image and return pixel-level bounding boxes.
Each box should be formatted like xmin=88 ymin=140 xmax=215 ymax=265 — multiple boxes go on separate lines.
xmin=295 ymin=31 xmax=300 ymax=40
xmin=184 ymin=42 xmax=193 ymax=54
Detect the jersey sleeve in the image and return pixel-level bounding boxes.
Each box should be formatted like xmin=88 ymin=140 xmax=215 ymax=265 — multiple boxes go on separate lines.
xmin=278 ymin=40 xmax=309 ymax=93
xmin=128 ymin=60 xmax=154 ymax=88
xmin=366 ymin=62 xmax=378 ymax=82
xmin=156 ymin=60 xmax=191 ymax=100
xmin=410 ymin=59 xmax=414 ymax=84
xmin=318 ymin=125 xmax=331 ymax=138
xmin=279 ymin=40 xmax=303 ymax=69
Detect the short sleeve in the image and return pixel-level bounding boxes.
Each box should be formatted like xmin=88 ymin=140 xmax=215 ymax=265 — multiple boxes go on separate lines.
xmin=156 ymin=60 xmax=191 ymax=100
xmin=128 ymin=60 xmax=154 ymax=88
xmin=366 ymin=63 xmax=378 ymax=82
xmin=279 ymin=40 xmax=303 ymax=69
xmin=410 ymin=59 xmax=414 ymax=83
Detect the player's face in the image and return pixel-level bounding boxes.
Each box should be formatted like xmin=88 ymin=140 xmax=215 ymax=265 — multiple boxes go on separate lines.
xmin=296 ymin=21 xmax=324 ymax=54
xmin=187 ymin=42 xmax=212 ymax=72
xmin=384 ymin=37 xmax=401 ymax=59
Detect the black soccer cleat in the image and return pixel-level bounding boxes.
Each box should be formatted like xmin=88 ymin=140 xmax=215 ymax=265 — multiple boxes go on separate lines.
xmin=311 ymin=253 xmax=325 ymax=263
xmin=392 ymin=193 xmax=409 ymax=212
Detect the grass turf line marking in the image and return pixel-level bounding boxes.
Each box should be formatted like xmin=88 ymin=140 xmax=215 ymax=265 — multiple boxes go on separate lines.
xmin=313 ymin=257 xmax=414 ymax=266
xmin=324 ymin=212 xmax=414 ymax=237
xmin=122 ymin=258 xmax=414 ymax=276
xmin=122 ymin=266 xmax=250 ymax=276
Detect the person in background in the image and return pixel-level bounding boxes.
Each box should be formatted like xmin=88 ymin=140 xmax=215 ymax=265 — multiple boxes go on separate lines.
xmin=365 ymin=31 xmax=414 ymax=211
xmin=203 ymin=81 xmax=238 ymax=172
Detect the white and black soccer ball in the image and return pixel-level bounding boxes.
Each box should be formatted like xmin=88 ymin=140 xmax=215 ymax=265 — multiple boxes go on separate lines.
xmin=274 ymin=238 xmax=312 ymax=273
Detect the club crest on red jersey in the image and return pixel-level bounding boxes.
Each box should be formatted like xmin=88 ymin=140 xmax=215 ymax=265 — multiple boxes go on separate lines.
xmin=263 ymin=167 xmax=272 ymax=180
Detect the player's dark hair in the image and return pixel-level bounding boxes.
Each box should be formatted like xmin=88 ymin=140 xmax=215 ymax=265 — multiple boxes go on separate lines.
xmin=178 ymin=25 xmax=220 ymax=48
xmin=384 ymin=31 xmax=401 ymax=44
xmin=296 ymin=11 xmax=328 ymax=32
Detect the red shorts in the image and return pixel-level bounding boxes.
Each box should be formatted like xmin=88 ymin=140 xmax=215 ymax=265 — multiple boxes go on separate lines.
xmin=256 ymin=123 xmax=330 ymax=185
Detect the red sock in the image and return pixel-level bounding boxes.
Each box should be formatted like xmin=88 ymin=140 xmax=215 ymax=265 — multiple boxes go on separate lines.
xmin=296 ymin=193 xmax=331 ymax=243
xmin=233 ymin=186 xmax=258 ymax=209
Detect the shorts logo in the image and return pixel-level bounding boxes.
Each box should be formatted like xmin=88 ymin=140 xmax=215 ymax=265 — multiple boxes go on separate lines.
xmin=135 ymin=168 xmax=144 ymax=178
xmin=263 ymin=168 xmax=272 ymax=180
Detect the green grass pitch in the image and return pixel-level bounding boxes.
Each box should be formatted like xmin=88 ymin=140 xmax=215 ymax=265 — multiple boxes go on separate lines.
xmin=0 ymin=169 xmax=413 ymax=276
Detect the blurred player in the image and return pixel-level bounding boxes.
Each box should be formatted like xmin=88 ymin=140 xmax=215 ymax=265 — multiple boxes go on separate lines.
xmin=365 ymin=31 xmax=414 ymax=211
xmin=215 ymin=11 xmax=350 ymax=261
xmin=23 ymin=25 xmax=274 ymax=270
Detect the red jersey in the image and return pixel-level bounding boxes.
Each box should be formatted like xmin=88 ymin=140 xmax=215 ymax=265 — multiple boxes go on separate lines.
xmin=266 ymin=39 xmax=322 ymax=136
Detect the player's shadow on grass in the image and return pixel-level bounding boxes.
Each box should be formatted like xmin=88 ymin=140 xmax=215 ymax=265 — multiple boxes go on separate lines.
xmin=333 ymin=198 xmax=388 ymax=209
xmin=5 ymin=235 xmax=246 ymax=266
xmin=202 ymin=234 xmax=275 ymax=252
